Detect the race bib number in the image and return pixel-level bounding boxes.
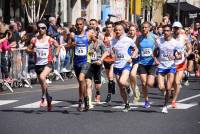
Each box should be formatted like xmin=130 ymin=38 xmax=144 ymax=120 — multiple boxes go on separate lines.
xmin=75 ymin=46 xmax=87 ymax=56
xmin=141 ymin=48 xmax=152 ymax=57
xmin=36 ymin=49 xmax=48 ymax=59
xmin=91 ymin=52 xmax=97 ymax=60
xmin=116 ymin=52 xmax=125 ymax=60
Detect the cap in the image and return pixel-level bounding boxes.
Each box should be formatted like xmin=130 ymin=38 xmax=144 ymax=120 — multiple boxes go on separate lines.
xmin=38 ymin=23 xmax=47 ymax=28
xmin=172 ymin=21 xmax=182 ymax=28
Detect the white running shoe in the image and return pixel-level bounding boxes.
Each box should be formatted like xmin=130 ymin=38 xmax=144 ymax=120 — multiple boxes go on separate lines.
xmin=134 ymin=86 xmax=140 ymax=102
xmin=46 ymin=79 xmax=52 ymax=84
xmin=24 ymin=84 xmax=30 ymax=88
xmin=162 ymin=106 xmax=168 ymax=114
xmin=184 ymin=80 xmax=189 ymax=86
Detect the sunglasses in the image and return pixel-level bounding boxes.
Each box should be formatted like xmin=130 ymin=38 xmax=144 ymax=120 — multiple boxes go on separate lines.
xmin=173 ymin=27 xmax=180 ymax=29
xmin=163 ymin=29 xmax=171 ymax=32
xmin=39 ymin=27 xmax=46 ymax=30
xmin=106 ymin=26 xmax=112 ymax=28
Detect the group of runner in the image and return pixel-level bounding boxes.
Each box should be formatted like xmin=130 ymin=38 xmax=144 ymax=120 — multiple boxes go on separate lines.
xmin=1 ymin=17 xmax=200 ymax=113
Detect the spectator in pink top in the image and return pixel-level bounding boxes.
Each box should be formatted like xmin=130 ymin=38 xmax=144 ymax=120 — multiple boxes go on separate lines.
xmin=0 ymin=30 xmax=13 ymax=82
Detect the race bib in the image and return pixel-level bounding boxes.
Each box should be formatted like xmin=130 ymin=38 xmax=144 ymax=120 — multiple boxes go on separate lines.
xmin=91 ymin=51 xmax=97 ymax=60
xmin=75 ymin=46 xmax=87 ymax=56
xmin=141 ymin=48 xmax=152 ymax=57
xmin=116 ymin=52 xmax=125 ymax=60
xmin=36 ymin=48 xmax=48 ymax=59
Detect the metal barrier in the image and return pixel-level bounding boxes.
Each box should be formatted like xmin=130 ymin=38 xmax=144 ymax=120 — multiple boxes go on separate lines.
xmin=0 ymin=49 xmax=33 ymax=92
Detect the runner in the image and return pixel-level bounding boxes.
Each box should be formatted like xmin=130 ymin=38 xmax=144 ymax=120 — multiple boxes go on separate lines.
xmin=111 ymin=23 xmax=137 ymax=112
xmin=68 ymin=17 xmax=92 ymax=111
xmin=128 ymin=24 xmax=140 ymax=103
xmin=184 ymin=27 xmax=195 ymax=86
xmin=102 ymin=21 xmax=116 ymax=104
xmin=154 ymin=24 xmax=180 ymax=113
xmin=28 ymin=23 xmax=60 ymax=111
xmin=171 ymin=22 xmax=192 ymax=108
xmin=86 ymin=29 xmax=105 ymax=108
xmin=136 ymin=21 xmax=157 ymax=108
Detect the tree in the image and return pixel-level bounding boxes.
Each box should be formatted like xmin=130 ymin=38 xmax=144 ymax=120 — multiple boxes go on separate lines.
xmin=21 ymin=0 xmax=49 ymax=23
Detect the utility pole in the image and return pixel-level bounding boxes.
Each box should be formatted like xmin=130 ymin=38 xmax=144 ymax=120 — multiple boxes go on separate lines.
xmin=177 ymin=0 xmax=180 ymax=21
xmin=134 ymin=0 xmax=136 ymax=24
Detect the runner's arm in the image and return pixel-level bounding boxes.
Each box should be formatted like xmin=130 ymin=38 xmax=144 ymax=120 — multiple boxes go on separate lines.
xmin=185 ymin=36 xmax=192 ymax=56
xmin=153 ymin=47 xmax=160 ymax=65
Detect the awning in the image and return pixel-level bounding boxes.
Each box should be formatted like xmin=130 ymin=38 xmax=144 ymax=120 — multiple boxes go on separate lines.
xmin=167 ymin=2 xmax=200 ymax=12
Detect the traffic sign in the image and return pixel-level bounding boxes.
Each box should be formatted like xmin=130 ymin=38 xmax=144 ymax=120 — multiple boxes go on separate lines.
xmin=189 ymin=13 xmax=197 ymax=18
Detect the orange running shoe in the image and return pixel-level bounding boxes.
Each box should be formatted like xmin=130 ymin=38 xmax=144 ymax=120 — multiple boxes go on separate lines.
xmin=171 ymin=101 xmax=176 ymax=108
xmin=95 ymin=95 xmax=101 ymax=103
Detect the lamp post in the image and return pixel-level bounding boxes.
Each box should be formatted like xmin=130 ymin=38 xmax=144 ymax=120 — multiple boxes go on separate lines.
xmin=177 ymin=0 xmax=180 ymax=21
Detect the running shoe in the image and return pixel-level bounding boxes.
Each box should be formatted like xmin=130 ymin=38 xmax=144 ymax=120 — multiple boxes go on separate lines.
xmin=105 ymin=94 xmax=111 ymax=104
xmin=143 ymin=100 xmax=151 ymax=108
xmin=46 ymin=79 xmax=52 ymax=84
xmin=162 ymin=106 xmax=168 ymax=114
xmin=134 ymin=86 xmax=140 ymax=102
xmin=40 ymin=98 xmax=46 ymax=108
xmin=95 ymin=95 xmax=101 ymax=104
xmin=126 ymin=86 xmax=133 ymax=97
xmin=77 ymin=99 xmax=84 ymax=112
xmin=122 ymin=103 xmax=131 ymax=112
xmin=47 ymin=96 xmax=52 ymax=112
xmin=184 ymin=80 xmax=189 ymax=86
xmin=171 ymin=101 xmax=177 ymax=108
xmin=88 ymin=96 xmax=94 ymax=109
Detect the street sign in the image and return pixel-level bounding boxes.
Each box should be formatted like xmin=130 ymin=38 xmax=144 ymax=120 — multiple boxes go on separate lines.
xmin=189 ymin=13 xmax=197 ymax=19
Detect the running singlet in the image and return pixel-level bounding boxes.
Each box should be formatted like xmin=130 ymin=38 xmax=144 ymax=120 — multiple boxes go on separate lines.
xmin=112 ymin=36 xmax=135 ymax=68
xmin=32 ymin=37 xmax=53 ymax=65
xmin=74 ymin=32 xmax=90 ymax=65
xmin=175 ymin=34 xmax=186 ymax=65
xmin=157 ymin=37 xmax=177 ymax=69
xmin=90 ymin=40 xmax=105 ymax=63
xmin=138 ymin=33 xmax=155 ymax=65
xmin=103 ymin=36 xmax=115 ymax=62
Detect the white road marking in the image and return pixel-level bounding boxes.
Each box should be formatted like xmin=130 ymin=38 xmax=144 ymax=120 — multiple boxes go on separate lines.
xmin=167 ymin=103 xmax=198 ymax=109
xmin=111 ymin=102 xmax=153 ymax=109
xmin=14 ymin=101 xmax=62 ymax=108
xmin=177 ymin=94 xmax=200 ymax=103
xmin=112 ymin=105 xmax=137 ymax=109
xmin=0 ymin=100 xmax=18 ymax=106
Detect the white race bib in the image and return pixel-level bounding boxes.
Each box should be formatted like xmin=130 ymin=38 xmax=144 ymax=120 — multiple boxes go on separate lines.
xmin=141 ymin=48 xmax=152 ymax=57
xmin=116 ymin=52 xmax=125 ymax=60
xmin=36 ymin=48 xmax=48 ymax=59
xmin=75 ymin=46 xmax=87 ymax=56
xmin=91 ymin=51 xmax=97 ymax=60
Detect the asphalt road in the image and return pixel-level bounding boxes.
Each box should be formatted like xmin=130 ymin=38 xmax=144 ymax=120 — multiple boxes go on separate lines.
xmin=0 ymin=78 xmax=200 ymax=134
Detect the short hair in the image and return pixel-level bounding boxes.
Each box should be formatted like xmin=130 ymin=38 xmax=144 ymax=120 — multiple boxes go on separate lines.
xmin=129 ymin=24 xmax=138 ymax=30
xmin=89 ymin=19 xmax=97 ymax=23
xmin=48 ymin=17 xmax=56 ymax=22
xmin=142 ymin=21 xmax=151 ymax=27
xmin=114 ymin=23 xmax=124 ymax=32
xmin=76 ymin=17 xmax=85 ymax=24
xmin=105 ymin=21 xmax=114 ymax=27
xmin=162 ymin=24 xmax=172 ymax=30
